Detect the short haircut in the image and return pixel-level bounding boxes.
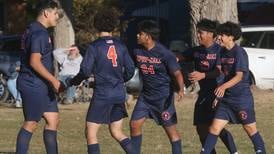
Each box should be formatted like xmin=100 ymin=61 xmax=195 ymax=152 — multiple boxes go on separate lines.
xmin=35 ymin=0 xmax=59 ymax=16
xmin=217 ymin=22 xmax=242 ymax=41
xmin=94 ymin=8 xmax=120 ymax=32
xmin=137 ymin=20 xmax=160 ymax=41
xmin=197 ymin=19 xmax=219 ymax=37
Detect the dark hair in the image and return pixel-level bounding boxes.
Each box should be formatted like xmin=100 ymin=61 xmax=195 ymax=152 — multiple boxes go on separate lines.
xmin=137 ymin=20 xmax=160 ymax=41
xmin=197 ymin=19 xmax=219 ymax=37
xmin=35 ymin=0 xmax=59 ymax=16
xmin=217 ymin=22 xmax=242 ymax=41
xmin=94 ymin=8 xmax=120 ymax=32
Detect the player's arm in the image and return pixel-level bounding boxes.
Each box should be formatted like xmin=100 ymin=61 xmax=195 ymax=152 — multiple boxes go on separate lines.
xmin=69 ymin=46 xmax=95 ymax=86
xmin=173 ymin=69 xmax=185 ymax=101
xmin=30 ymin=53 xmax=61 ymax=92
xmin=189 ymin=66 xmax=221 ymax=83
xmin=123 ymin=47 xmax=135 ymax=82
xmin=214 ymin=71 xmax=243 ymax=97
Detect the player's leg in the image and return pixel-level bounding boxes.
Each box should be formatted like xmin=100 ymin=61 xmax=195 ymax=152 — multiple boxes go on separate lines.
xmin=16 ymin=87 xmax=44 ymax=154
xmin=43 ymin=112 xmax=59 ymax=154
xmin=130 ymin=118 xmax=146 ymax=154
xmin=130 ymin=95 xmax=149 ymax=154
xmin=196 ymin=124 xmax=216 ymax=154
xmin=109 ymin=119 xmax=134 ymax=154
xmin=243 ymin=122 xmax=265 ymax=154
xmin=163 ymin=124 xmax=182 ymax=154
xmin=16 ymin=121 xmax=38 ymax=154
xmin=219 ymin=128 xmax=238 ymax=154
xmin=86 ymin=122 xmax=101 ymax=154
xmin=201 ymin=118 xmax=229 ymax=154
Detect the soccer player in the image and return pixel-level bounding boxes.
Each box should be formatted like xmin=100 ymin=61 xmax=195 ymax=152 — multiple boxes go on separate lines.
xmin=130 ymin=20 xmax=184 ymax=154
xmin=68 ymin=8 xmax=135 ymax=154
xmin=177 ymin=19 xmax=237 ymax=154
xmin=201 ymin=22 xmax=266 ymax=154
xmin=16 ymin=1 xmax=62 ymax=154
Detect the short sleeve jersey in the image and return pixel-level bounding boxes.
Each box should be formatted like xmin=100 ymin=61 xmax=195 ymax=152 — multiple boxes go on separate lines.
xmin=133 ymin=42 xmax=180 ymax=100
xmin=78 ymin=36 xmax=135 ymax=103
xmin=20 ymin=21 xmax=54 ymax=87
xmin=182 ymin=43 xmax=221 ymax=91
xmin=220 ymin=44 xmax=250 ymax=97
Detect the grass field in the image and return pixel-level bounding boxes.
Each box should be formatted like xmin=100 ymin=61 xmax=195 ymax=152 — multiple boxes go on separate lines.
xmin=0 ymin=88 xmax=273 ymax=154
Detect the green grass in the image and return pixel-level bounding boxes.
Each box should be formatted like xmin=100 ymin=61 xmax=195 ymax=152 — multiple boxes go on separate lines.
xmin=0 ymin=88 xmax=273 ymax=154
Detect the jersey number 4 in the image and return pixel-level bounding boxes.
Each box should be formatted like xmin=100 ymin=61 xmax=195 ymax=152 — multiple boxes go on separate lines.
xmin=107 ymin=45 xmax=118 ymax=67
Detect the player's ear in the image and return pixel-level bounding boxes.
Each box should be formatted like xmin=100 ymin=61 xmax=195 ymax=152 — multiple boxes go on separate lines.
xmin=43 ymin=9 xmax=50 ymax=18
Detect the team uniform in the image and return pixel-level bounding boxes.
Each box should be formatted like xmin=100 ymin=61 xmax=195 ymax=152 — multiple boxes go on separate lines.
xmin=18 ymin=21 xmax=58 ymax=122
xmin=71 ymin=36 xmax=135 ymax=124
xmin=131 ymin=42 xmax=180 ymax=126
xmin=214 ymin=44 xmax=256 ymax=124
xmin=181 ymin=43 xmax=221 ymax=125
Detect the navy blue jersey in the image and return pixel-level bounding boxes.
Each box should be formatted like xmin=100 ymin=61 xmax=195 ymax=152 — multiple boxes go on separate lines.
xmin=20 ymin=21 xmax=54 ymax=87
xmin=74 ymin=36 xmax=135 ymax=103
xmin=220 ymin=44 xmax=251 ymax=98
xmin=182 ymin=43 xmax=221 ymax=91
xmin=133 ymin=42 xmax=180 ymax=100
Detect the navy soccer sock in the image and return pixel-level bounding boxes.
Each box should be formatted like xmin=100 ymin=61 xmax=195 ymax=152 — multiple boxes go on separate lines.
xmin=201 ymin=133 xmax=218 ymax=154
xmin=250 ymin=132 xmax=266 ymax=154
xmin=88 ymin=143 xmax=100 ymax=154
xmin=43 ymin=129 xmax=58 ymax=154
xmin=219 ymin=129 xmax=237 ymax=153
xmin=171 ymin=139 xmax=182 ymax=154
xmin=16 ymin=128 xmax=33 ymax=154
xmin=131 ymin=134 xmax=142 ymax=154
xmin=119 ymin=138 xmax=134 ymax=154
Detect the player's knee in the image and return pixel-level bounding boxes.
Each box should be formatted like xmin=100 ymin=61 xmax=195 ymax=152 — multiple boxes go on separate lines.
xmin=243 ymin=123 xmax=258 ymax=136
xmin=23 ymin=121 xmax=38 ymax=132
xmin=130 ymin=121 xmax=142 ymax=135
xmin=45 ymin=118 xmax=59 ymax=130
xmin=110 ymin=129 xmax=124 ymax=141
xmin=209 ymin=125 xmax=222 ymax=135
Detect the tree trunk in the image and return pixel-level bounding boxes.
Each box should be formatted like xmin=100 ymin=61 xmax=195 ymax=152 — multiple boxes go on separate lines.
xmin=53 ymin=0 xmax=75 ymax=76
xmin=189 ymin=0 xmax=238 ymax=46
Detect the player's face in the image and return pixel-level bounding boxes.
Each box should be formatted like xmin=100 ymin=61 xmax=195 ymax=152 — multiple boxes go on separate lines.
xmin=197 ymin=29 xmax=213 ymax=46
xmin=218 ymin=34 xmax=233 ymax=47
xmin=46 ymin=8 xmax=59 ymax=27
xmin=137 ymin=31 xmax=149 ymax=45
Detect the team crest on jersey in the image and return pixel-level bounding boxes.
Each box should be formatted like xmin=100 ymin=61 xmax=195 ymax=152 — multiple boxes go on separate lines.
xmin=239 ymin=111 xmax=248 ymax=120
xmin=161 ymin=111 xmax=171 ymax=121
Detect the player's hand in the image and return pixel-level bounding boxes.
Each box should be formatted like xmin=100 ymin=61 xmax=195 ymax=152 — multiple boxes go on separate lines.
xmin=214 ymin=85 xmax=226 ymax=98
xmin=59 ymin=81 xmax=66 ymax=93
xmin=188 ymin=71 xmax=205 ymax=83
xmin=51 ymin=79 xmax=61 ymax=93
xmin=176 ymin=90 xmax=184 ymax=102
xmin=212 ymin=97 xmax=221 ymax=109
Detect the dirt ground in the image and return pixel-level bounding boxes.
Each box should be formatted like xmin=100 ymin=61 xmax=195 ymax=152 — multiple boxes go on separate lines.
xmin=0 ymin=87 xmax=273 ymax=154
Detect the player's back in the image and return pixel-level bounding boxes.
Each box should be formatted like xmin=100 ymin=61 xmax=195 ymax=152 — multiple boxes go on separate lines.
xmin=88 ymin=36 xmax=131 ymax=103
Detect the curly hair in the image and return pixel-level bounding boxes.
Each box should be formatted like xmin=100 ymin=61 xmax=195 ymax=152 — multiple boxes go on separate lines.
xmin=197 ymin=18 xmax=219 ymax=37
xmin=137 ymin=20 xmax=160 ymax=41
xmin=94 ymin=8 xmax=120 ymax=32
xmin=217 ymin=22 xmax=242 ymax=41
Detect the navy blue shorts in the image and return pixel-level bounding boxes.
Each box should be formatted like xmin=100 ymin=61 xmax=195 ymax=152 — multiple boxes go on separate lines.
xmin=131 ymin=93 xmax=177 ymax=126
xmin=214 ymin=99 xmax=256 ymax=124
xmin=86 ymin=101 xmax=128 ymax=124
xmin=18 ymin=75 xmax=58 ymax=122
xmin=193 ymin=94 xmax=215 ymax=125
